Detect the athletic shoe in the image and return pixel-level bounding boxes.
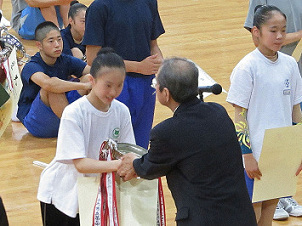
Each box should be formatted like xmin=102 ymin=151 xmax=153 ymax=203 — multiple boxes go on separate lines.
xmin=0 ymin=11 xmax=10 ymax=27
xmin=273 ymin=200 xmax=289 ymax=220
xmin=0 ymin=16 xmax=10 ymax=27
xmin=280 ymin=197 xmax=302 ymax=217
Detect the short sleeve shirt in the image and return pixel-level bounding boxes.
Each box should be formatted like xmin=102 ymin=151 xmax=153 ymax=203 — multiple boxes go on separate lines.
xmin=37 ymin=97 xmax=135 ymax=217
xmin=17 ymin=52 xmax=87 ymax=122
xmin=82 ymin=0 xmax=165 ymax=77
xmin=227 ymin=49 xmax=302 ymax=161
xmin=244 ymin=0 xmax=302 ymax=65
xmin=61 ymin=25 xmax=86 ymax=56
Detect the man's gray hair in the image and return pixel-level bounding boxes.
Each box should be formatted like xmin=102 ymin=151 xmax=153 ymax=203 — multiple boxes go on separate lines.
xmin=157 ymin=57 xmax=198 ymax=103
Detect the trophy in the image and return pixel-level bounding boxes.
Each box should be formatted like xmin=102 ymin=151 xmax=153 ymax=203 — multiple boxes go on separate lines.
xmin=112 ymin=142 xmax=148 ymax=159
xmin=0 ymin=26 xmax=31 ymax=65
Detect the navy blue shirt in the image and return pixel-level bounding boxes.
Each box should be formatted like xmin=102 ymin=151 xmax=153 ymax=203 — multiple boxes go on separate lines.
xmin=61 ymin=25 xmax=86 ymax=56
xmin=17 ymin=52 xmax=87 ymax=122
xmin=82 ymin=0 xmax=165 ymax=77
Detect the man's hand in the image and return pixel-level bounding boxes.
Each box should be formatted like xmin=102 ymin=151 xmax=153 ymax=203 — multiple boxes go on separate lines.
xmin=244 ymin=153 xmax=262 ymax=180
xmin=117 ymin=153 xmax=138 ymax=181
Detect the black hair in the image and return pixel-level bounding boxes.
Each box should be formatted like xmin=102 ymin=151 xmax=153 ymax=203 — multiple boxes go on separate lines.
xmin=35 ymin=21 xmax=60 ymax=42
xmin=157 ymin=57 xmax=198 ymax=103
xmin=68 ymin=1 xmax=87 ymax=20
xmin=70 ymin=0 xmax=79 ymax=5
xmin=253 ymin=5 xmax=286 ymax=29
xmin=90 ymin=47 xmax=126 ymax=78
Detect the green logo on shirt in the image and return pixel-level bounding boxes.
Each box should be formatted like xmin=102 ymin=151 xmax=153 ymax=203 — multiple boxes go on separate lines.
xmin=112 ymin=128 xmax=120 ymax=139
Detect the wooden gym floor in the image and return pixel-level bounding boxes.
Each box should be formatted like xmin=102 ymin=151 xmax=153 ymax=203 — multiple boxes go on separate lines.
xmin=1 ymin=0 xmax=302 ymax=225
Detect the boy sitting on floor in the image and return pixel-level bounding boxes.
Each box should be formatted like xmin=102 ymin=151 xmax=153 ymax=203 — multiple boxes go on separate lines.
xmin=17 ymin=21 xmax=91 ymax=138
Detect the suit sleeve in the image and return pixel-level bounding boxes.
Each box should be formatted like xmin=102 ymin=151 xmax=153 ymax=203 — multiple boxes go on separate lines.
xmin=133 ymin=126 xmax=177 ymax=180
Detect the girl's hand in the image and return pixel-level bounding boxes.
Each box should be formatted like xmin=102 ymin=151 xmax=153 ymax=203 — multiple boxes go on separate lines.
xmin=113 ymin=159 xmax=122 ymax=171
xmin=244 ymin=153 xmax=262 ymax=180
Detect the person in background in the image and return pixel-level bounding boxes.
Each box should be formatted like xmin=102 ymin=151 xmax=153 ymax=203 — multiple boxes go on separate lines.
xmin=61 ymin=1 xmax=87 ymax=60
xmin=82 ymin=0 xmax=165 ymax=149
xmin=228 ymin=5 xmax=302 ymax=225
xmin=245 ymin=0 xmax=302 ymax=220
xmin=40 ymin=4 xmax=70 ymax=28
xmin=11 ymin=0 xmax=73 ymax=40
xmin=17 ymin=21 xmax=91 ymax=138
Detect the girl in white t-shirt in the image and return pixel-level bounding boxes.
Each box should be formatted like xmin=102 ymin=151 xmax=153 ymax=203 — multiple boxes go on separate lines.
xmin=227 ymin=5 xmax=302 ymax=225
xmin=37 ymin=47 xmax=135 ymax=225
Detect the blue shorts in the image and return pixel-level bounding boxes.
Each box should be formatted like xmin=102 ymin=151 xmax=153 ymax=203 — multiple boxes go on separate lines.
xmin=23 ymin=90 xmax=81 ymax=138
xmin=19 ymin=6 xmax=63 ymax=40
xmin=244 ymin=170 xmax=254 ymax=201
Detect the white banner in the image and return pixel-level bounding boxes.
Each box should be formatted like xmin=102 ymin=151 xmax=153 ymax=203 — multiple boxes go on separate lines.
xmin=0 ymin=47 xmax=21 ymax=137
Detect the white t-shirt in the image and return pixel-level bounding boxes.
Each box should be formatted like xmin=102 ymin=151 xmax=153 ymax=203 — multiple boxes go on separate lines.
xmin=37 ymin=96 xmax=135 ymax=218
xmin=227 ymin=48 xmax=302 ymax=162
xmin=244 ymin=0 xmax=302 ymax=56
xmin=244 ymin=0 xmax=302 ymax=72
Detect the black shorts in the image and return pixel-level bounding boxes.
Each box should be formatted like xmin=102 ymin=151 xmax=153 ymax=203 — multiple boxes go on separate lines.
xmin=40 ymin=202 xmax=80 ymax=226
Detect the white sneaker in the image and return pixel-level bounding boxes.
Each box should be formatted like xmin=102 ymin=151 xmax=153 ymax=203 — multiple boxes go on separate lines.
xmin=0 ymin=11 xmax=10 ymax=27
xmin=11 ymin=106 xmax=20 ymax=122
xmin=0 ymin=15 xmax=10 ymax=27
xmin=273 ymin=200 xmax=289 ymax=220
xmin=280 ymin=197 xmax=302 ymax=217
xmin=1 ymin=16 xmax=10 ymax=27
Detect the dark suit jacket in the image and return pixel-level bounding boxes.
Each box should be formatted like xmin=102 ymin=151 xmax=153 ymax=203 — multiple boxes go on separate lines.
xmin=134 ymin=97 xmax=257 ymax=226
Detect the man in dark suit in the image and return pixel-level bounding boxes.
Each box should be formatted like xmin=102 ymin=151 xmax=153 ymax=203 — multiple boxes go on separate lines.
xmin=118 ymin=57 xmax=257 ymax=226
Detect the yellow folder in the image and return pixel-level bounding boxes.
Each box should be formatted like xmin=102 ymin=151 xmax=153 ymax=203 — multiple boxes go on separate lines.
xmin=252 ymin=125 xmax=302 ymax=202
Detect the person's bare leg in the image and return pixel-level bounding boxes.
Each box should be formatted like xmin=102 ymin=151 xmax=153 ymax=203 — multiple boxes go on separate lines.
xmin=48 ymin=92 xmax=69 ymax=118
xmin=40 ymin=6 xmax=60 ymax=28
xmin=39 ymin=75 xmax=91 ymax=118
xmin=71 ymin=47 xmax=84 ymax=60
xmin=40 ymin=89 xmax=68 ymax=118
xmin=258 ymin=199 xmax=278 ymax=226
xmin=253 ymin=202 xmax=262 ymax=223
xmin=59 ymin=4 xmax=70 ymax=28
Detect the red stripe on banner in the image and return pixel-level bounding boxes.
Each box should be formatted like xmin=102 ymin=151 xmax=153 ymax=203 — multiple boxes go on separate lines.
xmin=101 ymin=173 xmax=107 ymax=226
xmin=158 ymin=178 xmax=166 ymax=226
xmin=93 ymin=140 xmax=120 ymax=226
xmin=2 ymin=60 xmax=13 ymax=91
xmin=110 ymin=152 xmax=119 ymax=226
